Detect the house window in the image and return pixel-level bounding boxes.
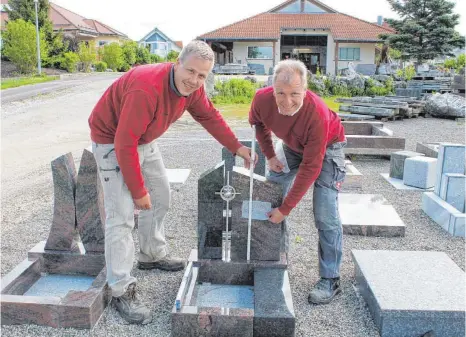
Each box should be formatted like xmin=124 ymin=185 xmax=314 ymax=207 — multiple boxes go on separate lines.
xmin=339 ymin=47 xmax=360 ymax=61
xmin=99 ymin=41 xmax=108 ymax=47
xmin=247 ymin=46 xmax=273 ymax=59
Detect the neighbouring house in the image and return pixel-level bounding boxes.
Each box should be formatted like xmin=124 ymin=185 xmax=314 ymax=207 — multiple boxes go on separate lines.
xmin=197 ymin=0 xmax=395 ymax=75
xmin=1 ymin=0 xmax=128 ymax=46
xmin=138 ymin=27 xmax=183 ymax=58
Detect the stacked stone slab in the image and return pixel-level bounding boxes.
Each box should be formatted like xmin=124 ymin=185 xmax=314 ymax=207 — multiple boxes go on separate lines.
xmin=422 ymin=143 xmax=466 ymax=237
xmin=389 ymin=150 xmax=424 ymax=180
xmin=403 ymin=156 xmax=438 ymax=189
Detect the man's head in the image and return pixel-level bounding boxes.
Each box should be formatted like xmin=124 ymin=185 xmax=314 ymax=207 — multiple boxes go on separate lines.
xmin=174 ymin=40 xmax=214 ymax=96
xmin=272 ymin=60 xmax=308 ymax=116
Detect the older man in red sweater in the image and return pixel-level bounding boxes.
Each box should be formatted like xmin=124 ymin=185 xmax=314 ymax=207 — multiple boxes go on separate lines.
xmin=89 ymin=40 xmax=253 ymax=324
xmin=249 ymin=59 xmax=346 ymax=305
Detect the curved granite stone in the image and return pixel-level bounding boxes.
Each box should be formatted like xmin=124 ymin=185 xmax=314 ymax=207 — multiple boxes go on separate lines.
xmin=44 ymin=153 xmax=77 ymax=251
xmin=76 ymin=149 xmax=105 ymax=253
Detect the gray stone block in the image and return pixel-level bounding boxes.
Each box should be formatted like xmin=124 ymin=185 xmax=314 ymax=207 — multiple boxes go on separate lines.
xmin=403 ymin=156 xmax=437 ymax=189
xmin=341 ymin=160 xmax=363 ymax=191
xmin=230 ymin=167 xmax=283 ymax=261
xmin=337 ymin=113 xmax=375 ymax=121
xmin=253 ymin=268 xmax=295 ymax=337
xmin=450 ymin=213 xmax=466 ymax=237
xmin=415 ymin=142 xmax=440 ymax=158
xmin=389 ymin=151 xmax=424 ymax=179
xmin=342 ymin=121 xmax=384 ymax=135
xmin=422 ymin=192 xmax=464 ymax=236
xmin=352 ymin=250 xmax=465 ymax=337
xmin=434 ymin=144 xmax=466 ymax=195
xmin=439 ymin=173 xmax=465 ymax=212
xmin=339 ymin=105 xmax=396 ymax=117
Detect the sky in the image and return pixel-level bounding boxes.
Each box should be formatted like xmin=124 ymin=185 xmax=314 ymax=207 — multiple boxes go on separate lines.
xmin=52 ymin=0 xmax=466 ymax=44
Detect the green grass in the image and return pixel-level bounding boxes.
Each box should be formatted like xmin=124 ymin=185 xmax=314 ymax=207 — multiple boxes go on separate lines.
xmin=216 ymin=96 xmax=344 ymax=120
xmin=1 ymin=75 xmax=59 ymax=90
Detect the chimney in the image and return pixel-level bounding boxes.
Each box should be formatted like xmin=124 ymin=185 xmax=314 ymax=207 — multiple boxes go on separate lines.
xmin=377 ymin=15 xmax=383 ymax=25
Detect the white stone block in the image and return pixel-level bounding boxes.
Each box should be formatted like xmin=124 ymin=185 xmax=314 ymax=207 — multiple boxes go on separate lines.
xmin=403 ymin=156 xmax=437 ymax=189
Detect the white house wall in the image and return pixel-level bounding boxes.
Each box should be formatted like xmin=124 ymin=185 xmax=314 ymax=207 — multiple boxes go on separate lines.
xmin=233 ymin=41 xmax=280 ymax=75
xmin=326 ymin=34 xmax=336 ymax=75
xmin=337 ymin=43 xmax=376 ymax=70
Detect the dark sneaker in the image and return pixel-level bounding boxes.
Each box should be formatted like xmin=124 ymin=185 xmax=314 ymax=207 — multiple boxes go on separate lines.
xmin=308 ymin=278 xmax=342 ymax=305
xmin=113 ymin=283 xmax=151 ymax=325
xmin=137 ymin=255 xmax=186 ymax=271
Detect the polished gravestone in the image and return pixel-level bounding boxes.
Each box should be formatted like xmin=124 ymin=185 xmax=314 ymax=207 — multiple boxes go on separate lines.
xmin=1 ymin=151 xmax=109 ymax=329
xmin=173 ymin=158 xmax=295 ymax=336
xmin=352 ymin=250 xmax=465 ymax=337
xmin=339 ymin=194 xmax=405 ymax=237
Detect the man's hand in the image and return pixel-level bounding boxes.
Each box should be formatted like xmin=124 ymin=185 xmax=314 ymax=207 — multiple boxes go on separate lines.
xmin=236 ymin=146 xmax=258 ymax=169
xmin=267 ymin=156 xmax=285 ymax=173
xmin=134 ymin=193 xmax=152 ymax=210
xmin=267 ymin=208 xmax=285 ymax=224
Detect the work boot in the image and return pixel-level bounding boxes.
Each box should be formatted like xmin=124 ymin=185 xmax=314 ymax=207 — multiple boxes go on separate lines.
xmin=113 ymin=283 xmax=152 ymax=325
xmin=308 ymin=277 xmax=342 ymax=305
xmin=137 ymin=255 xmax=186 ymax=271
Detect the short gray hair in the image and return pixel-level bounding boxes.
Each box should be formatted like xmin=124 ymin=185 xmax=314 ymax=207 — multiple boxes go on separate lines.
xmin=179 ymin=40 xmax=215 ymax=66
xmin=272 ymin=59 xmax=308 ymax=89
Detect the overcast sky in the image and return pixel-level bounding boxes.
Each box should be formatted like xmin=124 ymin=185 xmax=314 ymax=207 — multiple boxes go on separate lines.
xmin=52 ymin=0 xmax=466 ymax=44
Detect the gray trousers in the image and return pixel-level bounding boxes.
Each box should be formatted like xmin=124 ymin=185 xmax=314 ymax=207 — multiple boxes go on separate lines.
xmin=92 ymin=140 xmax=170 ymax=297
xmin=267 ymin=141 xmax=346 ymax=278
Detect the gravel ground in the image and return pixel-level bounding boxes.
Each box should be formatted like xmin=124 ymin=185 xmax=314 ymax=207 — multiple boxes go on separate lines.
xmin=1 ymin=87 xmax=465 ymax=337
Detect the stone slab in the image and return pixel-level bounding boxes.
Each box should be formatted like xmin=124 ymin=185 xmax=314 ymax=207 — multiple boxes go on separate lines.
xmin=339 ymin=194 xmax=405 ymax=237
xmin=44 ymin=153 xmax=77 ymax=251
xmin=341 ymin=160 xmax=363 ymax=191
xmin=416 ymin=142 xmax=440 ymax=158
xmin=167 ymin=168 xmax=191 ymax=186
xmin=230 ymin=167 xmax=283 ymax=261
xmin=337 ymin=113 xmax=375 ymax=121
xmin=76 ymin=149 xmax=105 ymax=253
xmin=352 ymin=250 xmax=465 ymax=337
xmin=439 ymin=173 xmax=465 ymax=212
xmin=371 ymin=125 xmax=393 ymax=137
xmin=253 ymin=268 xmax=295 ymax=337
xmin=195 ymin=284 xmax=254 ymax=309
xmin=422 ymin=192 xmax=465 ymax=237
xmin=389 ymin=151 xmax=424 ymax=179
xmin=381 ymin=173 xmax=434 ymax=191
xmin=24 ymin=274 xmax=95 ymax=297
xmin=434 ymin=144 xmax=466 ymax=196
xmin=345 ymin=136 xmax=405 ymax=156
xmin=339 ymin=105 xmax=396 ymax=117
xmin=403 ymin=156 xmax=437 ymax=189
xmin=342 ymin=121 xmax=384 ymax=136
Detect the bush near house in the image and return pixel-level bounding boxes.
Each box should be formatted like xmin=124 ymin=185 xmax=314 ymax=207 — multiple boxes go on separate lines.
xmin=166 ymin=50 xmax=179 ymax=62
xmin=122 ymin=41 xmax=137 ymax=67
xmin=102 ymin=42 xmax=124 ymax=71
xmin=211 ymin=78 xmax=259 ymax=104
xmin=150 ymin=54 xmax=163 ymax=63
xmin=60 ymin=51 xmax=80 ymax=73
xmin=136 ymin=46 xmax=151 ymax=65
xmin=94 ymin=61 xmax=108 ymax=72
xmin=2 ymin=19 xmax=49 ymax=74
xmin=78 ymin=41 xmax=97 ymax=73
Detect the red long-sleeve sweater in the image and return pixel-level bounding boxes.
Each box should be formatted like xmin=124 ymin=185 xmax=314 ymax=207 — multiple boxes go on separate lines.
xmin=89 ymin=63 xmax=242 ymax=199
xmin=249 ymin=87 xmax=345 ymax=216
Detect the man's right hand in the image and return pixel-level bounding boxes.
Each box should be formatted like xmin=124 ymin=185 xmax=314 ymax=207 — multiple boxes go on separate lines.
xmin=134 ymin=193 xmax=152 ymax=210
xmin=268 ymin=156 xmax=285 ymax=173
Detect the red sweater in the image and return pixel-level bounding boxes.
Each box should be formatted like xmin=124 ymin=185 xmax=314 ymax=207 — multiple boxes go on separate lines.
xmin=249 ymin=87 xmax=345 ymax=216
xmin=89 ymin=63 xmax=242 ymax=199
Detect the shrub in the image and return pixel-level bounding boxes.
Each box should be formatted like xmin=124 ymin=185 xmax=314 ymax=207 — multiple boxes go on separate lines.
xmin=211 ymin=78 xmax=258 ymax=104
xmin=118 ymin=62 xmax=131 ymax=72
xmin=95 ymin=61 xmax=107 ymax=72
xmin=136 ymin=46 xmax=151 ymax=64
xmin=150 ymin=54 xmax=163 ymax=63
xmin=102 ymin=42 xmax=124 ymax=71
xmin=2 ymin=19 xmax=48 ymax=74
xmin=404 ymin=65 xmax=416 ymax=81
xmin=166 ymin=50 xmax=179 ymax=62
xmin=61 ymin=51 xmax=79 ymax=73
xmin=122 ymin=41 xmax=137 ymax=66
xmin=78 ymin=41 xmax=97 ymax=72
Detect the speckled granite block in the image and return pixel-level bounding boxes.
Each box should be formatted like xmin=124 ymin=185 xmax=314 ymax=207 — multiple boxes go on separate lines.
xmin=439 ymin=173 xmax=465 ymax=212
xmin=253 ymin=268 xmax=295 ymax=337
xmin=345 ymin=136 xmax=406 ymax=156
xmin=352 ymin=250 xmax=465 ymax=337
xmin=222 ymin=140 xmax=266 ymax=176
xmin=449 ymin=213 xmax=465 ymax=237
xmin=403 ymin=156 xmax=437 ymax=189
xmin=230 ymin=167 xmax=283 ymax=261
xmin=198 ymin=162 xmax=225 ymax=259
xmin=416 ymin=142 xmax=440 ymax=158
xmin=342 ymin=121 xmax=383 ymax=135
xmin=339 ymin=194 xmax=405 ymax=237
xmin=76 ymin=149 xmax=105 ymax=253
xmin=422 ymin=192 xmax=464 ymax=236
xmin=434 ymin=144 xmax=466 ymax=196
xmin=44 ymin=153 xmax=77 ymax=251
xmin=389 ymin=151 xmax=424 ymax=179
xmin=342 ymin=160 xmax=363 ymax=191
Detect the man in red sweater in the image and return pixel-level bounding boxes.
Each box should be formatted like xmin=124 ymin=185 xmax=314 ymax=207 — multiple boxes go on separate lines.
xmin=89 ymin=40 xmax=253 ymax=324
xmin=249 ymin=59 xmax=346 ymax=305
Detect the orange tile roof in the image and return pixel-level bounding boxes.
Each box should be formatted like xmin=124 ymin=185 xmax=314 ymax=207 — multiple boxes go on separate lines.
xmin=198 ymin=12 xmax=395 ymax=42
xmin=175 ymin=41 xmax=183 ymax=49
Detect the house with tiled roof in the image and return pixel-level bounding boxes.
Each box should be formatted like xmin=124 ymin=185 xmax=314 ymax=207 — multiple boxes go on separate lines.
xmin=1 ymin=1 xmax=128 ymax=46
xmin=197 ymin=0 xmax=394 ymax=75
xmin=138 ymin=27 xmax=183 ymax=58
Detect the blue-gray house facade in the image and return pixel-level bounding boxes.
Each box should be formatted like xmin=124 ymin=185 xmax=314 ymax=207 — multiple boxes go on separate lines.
xmin=138 ymin=27 xmax=183 ymax=58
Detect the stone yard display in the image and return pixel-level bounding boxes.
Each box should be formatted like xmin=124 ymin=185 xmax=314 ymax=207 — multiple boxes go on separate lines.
xmin=422 ymin=143 xmax=466 ymax=237
xmin=173 ymin=136 xmax=295 ymax=336
xmin=352 ymin=250 xmax=465 ymax=337
xmin=339 ymin=194 xmax=405 ymax=237
xmin=341 ymin=160 xmax=363 ymax=192
xmin=1 ymin=150 xmax=109 ymax=329
xmin=342 ymin=121 xmax=405 ymax=156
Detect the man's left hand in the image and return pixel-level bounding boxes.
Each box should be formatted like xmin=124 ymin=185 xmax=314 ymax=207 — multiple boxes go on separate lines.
xmin=267 ymin=208 xmax=285 ymax=224
xmin=236 ymin=146 xmax=258 ymax=169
